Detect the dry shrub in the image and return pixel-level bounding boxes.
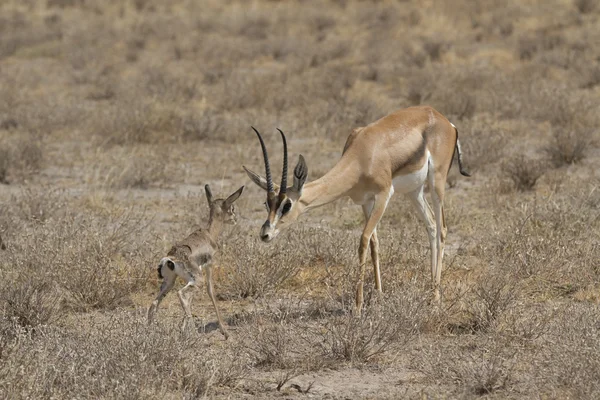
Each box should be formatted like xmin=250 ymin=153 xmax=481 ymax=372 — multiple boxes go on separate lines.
xmin=419 ymin=337 xmax=518 ymax=396
xmin=141 ymin=66 xmax=198 ymax=103
xmin=469 ymin=197 xmax=600 ymax=300
xmin=404 ymin=67 xmax=480 ymax=121
xmin=0 ymin=134 xmax=43 ymax=183
xmin=422 ymin=38 xmax=447 ymax=62
xmin=219 ymin=224 xmax=361 ymax=302
xmin=89 ymin=99 xmax=180 ymax=147
xmin=56 ymin=214 xmax=152 ymax=311
xmin=0 ymin=147 xmax=9 ymax=184
xmin=239 ymin=303 xmax=325 ymax=371
xmin=502 ymin=155 xmax=546 ymax=191
xmin=218 ymin=228 xmax=306 ymax=299
xmin=319 ymin=95 xmax=384 ymax=142
xmin=0 ymin=278 xmax=61 ymax=336
xmin=534 ymin=305 xmax=600 ymax=398
xmin=246 ymin=323 xmax=299 ymax=369
xmin=544 ymin=126 xmax=590 ymax=167
xmin=575 ymin=0 xmax=597 ymax=13
xmin=93 ymin=147 xmax=170 ymax=189
xmin=537 ymin=91 xmax=597 ymax=167
xmin=461 ymin=272 xmax=520 ymax=333
xmin=2 ymin=190 xmax=153 ymax=312
xmin=518 ymin=33 xmax=563 ymax=61
xmin=0 ymin=313 xmax=249 ymax=398
xmin=458 ymin=118 xmax=507 ymax=173
xmin=180 ymin=110 xmax=224 ymax=142
xmin=12 ymin=187 xmax=66 ymax=223
xmin=313 ymin=289 xmax=428 ymax=364
xmin=238 ymin=288 xmax=426 ymax=370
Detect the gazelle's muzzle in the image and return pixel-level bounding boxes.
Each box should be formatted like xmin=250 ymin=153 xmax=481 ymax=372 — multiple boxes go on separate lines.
xmin=260 ymin=220 xmax=278 ymax=242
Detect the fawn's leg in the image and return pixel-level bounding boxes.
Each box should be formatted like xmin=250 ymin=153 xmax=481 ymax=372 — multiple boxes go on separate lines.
xmin=204 ymin=264 xmax=229 ymax=339
xmin=147 ymin=270 xmax=176 ymax=324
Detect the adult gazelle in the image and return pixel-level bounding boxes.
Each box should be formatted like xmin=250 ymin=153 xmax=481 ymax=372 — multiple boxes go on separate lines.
xmin=244 ymin=106 xmax=470 ymax=313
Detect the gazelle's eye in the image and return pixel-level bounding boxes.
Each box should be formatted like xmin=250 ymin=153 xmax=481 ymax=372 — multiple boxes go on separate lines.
xmin=281 ymin=201 xmax=292 ymax=215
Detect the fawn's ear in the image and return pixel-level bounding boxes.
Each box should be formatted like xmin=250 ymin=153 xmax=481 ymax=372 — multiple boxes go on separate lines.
xmin=225 ymin=186 xmax=244 ymax=207
xmin=205 ymin=184 xmax=213 ymax=203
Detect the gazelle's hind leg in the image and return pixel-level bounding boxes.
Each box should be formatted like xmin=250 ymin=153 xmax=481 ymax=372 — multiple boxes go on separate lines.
xmin=408 ymin=185 xmax=437 ymax=292
xmin=147 ymin=270 xmax=176 ymax=324
xmin=427 ymin=158 xmax=446 ymax=302
xmin=362 ymin=202 xmax=382 ymax=292
xmin=440 ymin=206 xmax=448 ymax=262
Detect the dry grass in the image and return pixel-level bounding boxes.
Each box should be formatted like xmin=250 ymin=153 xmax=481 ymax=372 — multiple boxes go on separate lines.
xmin=1 ymin=0 xmax=599 ymax=398
xmin=503 ymin=155 xmax=547 ymax=192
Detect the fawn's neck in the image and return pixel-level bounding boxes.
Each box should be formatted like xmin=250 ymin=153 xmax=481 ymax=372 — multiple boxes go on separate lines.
xmin=207 ymin=215 xmax=224 ymax=240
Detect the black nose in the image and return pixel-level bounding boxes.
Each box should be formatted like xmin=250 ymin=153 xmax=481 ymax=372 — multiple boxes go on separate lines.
xmin=260 ymin=221 xmax=271 ymax=241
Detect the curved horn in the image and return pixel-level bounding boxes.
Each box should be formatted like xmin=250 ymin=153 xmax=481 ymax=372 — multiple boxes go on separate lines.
xmin=251 ymin=126 xmax=274 ymax=193
xmin=277 ymin=128 xmax=288 ymax=195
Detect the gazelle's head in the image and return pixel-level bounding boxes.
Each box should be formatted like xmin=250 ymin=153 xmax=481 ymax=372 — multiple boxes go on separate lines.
xmin=243 ymin=127 xmax=308 ymax=242
xmin=205 ymin=184 xmax=245 ymax=225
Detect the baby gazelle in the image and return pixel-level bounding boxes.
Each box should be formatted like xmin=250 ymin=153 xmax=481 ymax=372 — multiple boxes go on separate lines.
xmin=147 ymin=184 xmax=244 ymax=339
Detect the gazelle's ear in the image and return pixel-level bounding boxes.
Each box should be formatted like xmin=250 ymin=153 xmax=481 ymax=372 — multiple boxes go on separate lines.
xmin=243 ymin=166 xmax=280 ymax=192
xmin=293 ymin=155 xmax=308 ymax=193
xmin=205 ymin=184 xmax=213 ymax=203
xmin=225 ymin=186 xmax=244 ymax=207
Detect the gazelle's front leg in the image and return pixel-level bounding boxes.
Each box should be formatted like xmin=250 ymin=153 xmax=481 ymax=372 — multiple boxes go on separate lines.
xmin=356 ymin=188 xmax=393 ymax=315
xmin=204 ymin=264 xmax=229 ymax=339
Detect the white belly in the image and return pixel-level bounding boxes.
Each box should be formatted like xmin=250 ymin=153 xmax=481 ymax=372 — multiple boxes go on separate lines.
xmin=392 ymin=152 xmax=429 ymax=194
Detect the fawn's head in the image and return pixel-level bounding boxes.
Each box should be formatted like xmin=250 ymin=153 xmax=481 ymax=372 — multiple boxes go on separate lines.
xmin=205 ymin=184 xmax=245 ymax=225
xmin=243 ymin=127 xmax=308 ymax=242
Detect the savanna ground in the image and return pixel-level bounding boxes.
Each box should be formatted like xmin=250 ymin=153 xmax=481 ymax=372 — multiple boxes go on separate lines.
xmin=1 ymin=0 xmax=599 ymax=398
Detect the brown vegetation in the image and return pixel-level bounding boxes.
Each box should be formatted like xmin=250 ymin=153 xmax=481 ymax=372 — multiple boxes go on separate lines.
xmin=1 ymin=0 xmax=599 ymax=398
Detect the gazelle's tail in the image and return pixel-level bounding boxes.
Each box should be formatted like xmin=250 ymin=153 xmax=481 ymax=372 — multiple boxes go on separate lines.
xmin=452 ymin=124 xmax=471 ymax=177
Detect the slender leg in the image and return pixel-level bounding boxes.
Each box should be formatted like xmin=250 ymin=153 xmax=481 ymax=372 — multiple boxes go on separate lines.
xmin=176 ymin=267 xmax=197 ymax=332
xmin=147 ymin=272 xmax=176 ymax=324
xmin=356 ymin=187 xmax=393 ymax=315
xmin=204 ymin=265 xmax=229 ymax=339
xmin=362 ymin=202 xmax=382 ymax=292
xmin=370 ymin=229 xmax=381 ymax=291
xmin=432 ymin=173 xmax=447 ymax=302
xmin=408 ymin=186 xmax=437 ymax=291
xmin=427 ymin=158 xmax=445 ymax=302
xmin=440 ymin=206 xmax=448 ymax=264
